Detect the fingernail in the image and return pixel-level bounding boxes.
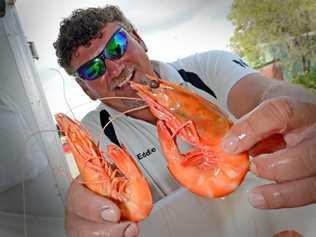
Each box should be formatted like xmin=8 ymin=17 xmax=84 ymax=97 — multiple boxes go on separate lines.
xmin=249 ymin=191 xmax=266 ymax=208
xmin=284 ymin=133 xmax=302 ymax=146
xmin=250 ymin=162 xmax=258 ymax=175
xmin=222 ymin=135 xmax=239 ymax=153
xmin=124 ymin=223 xmax=138 ymax=237
xmin=100 ymin=207 xmax=117 ymax=222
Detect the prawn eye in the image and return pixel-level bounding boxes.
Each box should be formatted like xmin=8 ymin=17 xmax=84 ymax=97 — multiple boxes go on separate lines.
xmin=149 ymin=80 xmax=159 ymax=89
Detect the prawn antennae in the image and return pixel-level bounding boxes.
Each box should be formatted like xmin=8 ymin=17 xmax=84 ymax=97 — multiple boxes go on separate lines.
xmin=50 ymin=68 xmax=76 ymax=120
xmin=65 ymin=96 xmax=144 ymax=116
xmin=97 ymin=104 xmax=149 ymax=150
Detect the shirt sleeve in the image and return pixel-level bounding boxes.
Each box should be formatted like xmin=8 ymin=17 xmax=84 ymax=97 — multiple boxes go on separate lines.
xmin=172 ymin=50 xmax=257 ymax=109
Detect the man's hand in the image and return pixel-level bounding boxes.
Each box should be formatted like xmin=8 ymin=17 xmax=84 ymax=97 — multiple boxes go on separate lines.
xmin=65 ymin=177 xmax=139 ymax=237
xmin=222 ymin=96 xmax=316 ymax=209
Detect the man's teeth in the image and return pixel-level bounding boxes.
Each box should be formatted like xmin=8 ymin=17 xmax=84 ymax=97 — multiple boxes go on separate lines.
xmin=117 ymin=72 xmax=133 ymax=88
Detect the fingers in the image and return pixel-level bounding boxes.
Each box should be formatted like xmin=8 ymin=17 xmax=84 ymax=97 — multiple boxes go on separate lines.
xmin=66 ymin=176 xmax=121 ymax=223
xmin=248 ymin=176 xmax=316 ymax=209
xmin=66 ymin=211 xmax=139 ymax=237
xmin=222 ymin=97 xmax=316 ymax=154
xmin=250 ymin=136 xmax=316 ymax=182
xmin=65 ymin=177 xmax=139 ymax=237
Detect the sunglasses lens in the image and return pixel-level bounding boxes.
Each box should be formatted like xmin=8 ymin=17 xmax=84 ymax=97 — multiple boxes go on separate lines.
xmin=76 ymin=29 xmax=128 ymax=81
xmin=105 ymin=29 xmax=128 ymax=59
xmin=77 ymin=58 xmax=106 ymax=81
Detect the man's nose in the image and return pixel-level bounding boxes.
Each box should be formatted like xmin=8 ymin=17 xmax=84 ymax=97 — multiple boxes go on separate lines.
xmin=106 ymin=59 xmax=125 ymax=78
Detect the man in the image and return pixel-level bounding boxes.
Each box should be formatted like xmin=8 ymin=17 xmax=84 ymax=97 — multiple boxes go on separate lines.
xmin=54 ymin=5 xmax=316 ymax=237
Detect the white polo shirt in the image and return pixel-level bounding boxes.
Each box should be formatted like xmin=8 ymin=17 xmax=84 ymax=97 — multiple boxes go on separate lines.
xmin=81 ymin=50 xmax=257 ymax=202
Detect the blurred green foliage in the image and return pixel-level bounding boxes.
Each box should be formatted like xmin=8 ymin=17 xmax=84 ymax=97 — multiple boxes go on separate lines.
xmin=291 ymin=69 xmax=316 ymax=92
xmin=228 ymin=0 xmax=316 ymax=88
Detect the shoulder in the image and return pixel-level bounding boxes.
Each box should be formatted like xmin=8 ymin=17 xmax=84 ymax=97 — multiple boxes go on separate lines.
xmin=80 ymin=103 xmax=105 ymax=131
xmin=171 ymin=50 xmax=237 ymax=66
xmin=170 ymin=50 xmax=247 ymax=74
xmin=81 ymin=108 xmax=99 ymax=125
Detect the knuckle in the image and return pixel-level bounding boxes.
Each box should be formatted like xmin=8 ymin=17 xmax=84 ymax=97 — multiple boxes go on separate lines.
xmin=264 ymin=97 xmax=294 ymax=130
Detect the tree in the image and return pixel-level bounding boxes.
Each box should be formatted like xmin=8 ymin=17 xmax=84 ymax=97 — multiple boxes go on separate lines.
xmin=228 ymin=0 xmax=316 ymax=77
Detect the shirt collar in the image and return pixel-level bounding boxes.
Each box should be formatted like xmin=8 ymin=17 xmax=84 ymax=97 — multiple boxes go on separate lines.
xmin=151 ymin=60 xmax=184 ymax=85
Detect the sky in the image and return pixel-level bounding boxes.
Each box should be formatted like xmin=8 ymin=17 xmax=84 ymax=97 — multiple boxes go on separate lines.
xmin=15 ymin=0 xmax=234 ymax=120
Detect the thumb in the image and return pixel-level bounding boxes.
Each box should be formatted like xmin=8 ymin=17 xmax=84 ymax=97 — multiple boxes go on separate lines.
xmin=66 ymin=176 xmax=121 ymax=223
xmin=222 ymin=97 xmax=316 ymax=154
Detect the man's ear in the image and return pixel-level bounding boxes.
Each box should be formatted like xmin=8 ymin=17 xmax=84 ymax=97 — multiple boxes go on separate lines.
xmin=75 ymin=78 xmax=98 ymax=100
xmin=131 ymin=29 xmax=148 ymax=52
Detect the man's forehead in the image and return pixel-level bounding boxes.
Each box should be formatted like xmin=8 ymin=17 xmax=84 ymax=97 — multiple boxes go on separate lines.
xmin=97 ymin=22 xmax=122 ymax=42
xmin=77 ymin=22 xmax=122 ymax=49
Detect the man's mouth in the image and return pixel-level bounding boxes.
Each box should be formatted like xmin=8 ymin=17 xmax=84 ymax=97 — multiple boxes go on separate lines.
xmin=111 ymin=68 xmax=135 ymax=90
xmin=117 ymin=70 xmax=134 ymax=88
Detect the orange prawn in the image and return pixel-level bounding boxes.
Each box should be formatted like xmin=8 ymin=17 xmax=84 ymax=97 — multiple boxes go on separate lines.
xmin=130 ymin=77 xmax=249 ymax=198
xmin=55 ymin=113 xmax=153 ymax=221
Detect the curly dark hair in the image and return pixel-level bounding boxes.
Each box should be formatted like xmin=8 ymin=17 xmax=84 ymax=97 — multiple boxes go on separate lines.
xmin=53 ymin=5 xmax=135 ymax=74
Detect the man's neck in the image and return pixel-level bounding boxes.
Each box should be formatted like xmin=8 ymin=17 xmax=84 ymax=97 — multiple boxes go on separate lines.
xmin=125 ymin=106 xmax=157 ymax=125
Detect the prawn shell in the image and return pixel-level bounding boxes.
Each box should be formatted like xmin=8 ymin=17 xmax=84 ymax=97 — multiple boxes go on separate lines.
xmin=55 ymin=113 xmax=153 ymax=221
xmin=131 ymin=79 xmax=249 ymax=198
